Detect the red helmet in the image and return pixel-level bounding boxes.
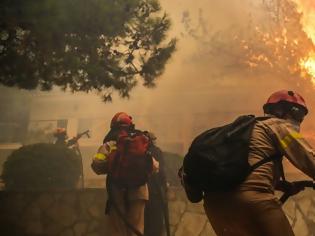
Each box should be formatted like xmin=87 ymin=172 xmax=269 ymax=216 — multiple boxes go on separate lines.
xmin=53 ymin=128 xmax=67 ymax=136
xmin=110 ymin=112 xmax=133 ymax=128
xmin=263 ymin=90 xmax=308 ymax=115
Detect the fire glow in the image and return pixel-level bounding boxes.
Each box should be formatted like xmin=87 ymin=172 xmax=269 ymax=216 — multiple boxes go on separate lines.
xmin=294 ymin=0 xmax=315 ymax=85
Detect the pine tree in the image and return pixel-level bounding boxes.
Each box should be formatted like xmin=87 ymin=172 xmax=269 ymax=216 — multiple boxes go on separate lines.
xmin=0 ymin=0 xmax=176 ymax=101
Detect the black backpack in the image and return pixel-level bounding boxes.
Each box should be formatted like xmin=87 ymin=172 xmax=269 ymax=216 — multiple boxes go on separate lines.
xmin=182 ymin=115 xmax=277 ymax=195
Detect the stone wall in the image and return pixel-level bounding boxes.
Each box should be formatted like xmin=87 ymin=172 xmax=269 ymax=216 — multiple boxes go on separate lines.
xmin=0 ymin=189 xmax=109 ymax=236
xmin=168 ymin=188 xmax=315 ymax=236
xmin=0 ymin=187 xmax=314 ymax=236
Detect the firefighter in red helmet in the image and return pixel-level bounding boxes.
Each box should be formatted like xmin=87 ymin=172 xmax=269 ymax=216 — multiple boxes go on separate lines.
xmin=53 ymin=128 xmax=68 ymax=146
xmin=263 ymin=90 xmax=308 ymax=122
xmin=203 ymin=90 xmax=315 ymax=236
xmin=100 ymin=112 xmax=135 ymax=144
xmin=110 ymin=112 xmax=133 ymax=128
xmin=91 ymin=112 xmax=159 ymax=236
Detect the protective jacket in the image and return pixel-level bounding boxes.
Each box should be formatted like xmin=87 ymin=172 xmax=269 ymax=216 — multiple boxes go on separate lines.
xmin=92 ymin=137 xmax=159 ymax=236
xmin=240 ymin=116 xmax=315 ymax=200
xmin=204 ymin=116 xmax=315 ymax=236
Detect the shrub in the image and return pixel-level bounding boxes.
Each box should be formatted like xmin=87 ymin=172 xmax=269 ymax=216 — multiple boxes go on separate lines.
xmin=2 ymin=143 xmax=81 ymax=190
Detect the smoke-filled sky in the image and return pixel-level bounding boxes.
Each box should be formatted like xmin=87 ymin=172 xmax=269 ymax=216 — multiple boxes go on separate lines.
xmin=133 ymin=0 xmax=314 ymax=127
xmin=21 ymin=0 xmax=315 ymax=146
xmin=1 ymin=0 xmax=315 ymax=179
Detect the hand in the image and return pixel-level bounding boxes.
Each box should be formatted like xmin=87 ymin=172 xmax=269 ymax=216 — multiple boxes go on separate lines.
xmin=152 ymin=157 xmax=160 ymax=173
xmin=97 ymin=144 xmax=108 ymax=154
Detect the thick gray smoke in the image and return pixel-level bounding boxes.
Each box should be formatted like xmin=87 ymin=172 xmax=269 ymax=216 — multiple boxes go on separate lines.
xmin=1 ymin=0 xmax=314 ymax=181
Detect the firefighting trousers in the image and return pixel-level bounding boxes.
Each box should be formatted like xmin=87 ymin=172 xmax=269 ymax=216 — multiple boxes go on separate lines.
xmin=108 ymin=199 xmax=146 ymax=236
xmin=203 ymin=193 xmax=295 ymax=236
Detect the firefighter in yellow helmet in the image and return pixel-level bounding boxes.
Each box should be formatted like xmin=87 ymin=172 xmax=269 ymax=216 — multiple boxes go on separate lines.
xmin=204 ymin=90 xmax=315 ymax=236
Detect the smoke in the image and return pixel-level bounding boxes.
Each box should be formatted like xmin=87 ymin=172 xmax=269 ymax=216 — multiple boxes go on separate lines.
xmin=3 ymin=0 xmax=314 ymax=145
xmin=147 ymin=0 xmax=303 ymax=135
xmin=1 ymin=0 xmax=315 ymax=180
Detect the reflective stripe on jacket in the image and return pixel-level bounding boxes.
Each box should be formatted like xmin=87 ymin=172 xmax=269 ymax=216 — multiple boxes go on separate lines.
xmin=239 ymin=116 xmax=315 ymax=201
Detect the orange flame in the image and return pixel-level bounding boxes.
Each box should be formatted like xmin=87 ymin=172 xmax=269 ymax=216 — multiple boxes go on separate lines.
xmin=294 ymin=0 xmax=315 ymax=85
xmin=300 ymin=53 xmax=315 ymax=85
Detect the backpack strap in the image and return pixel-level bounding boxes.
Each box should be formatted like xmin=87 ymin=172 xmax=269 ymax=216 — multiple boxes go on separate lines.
xmin=249 ymin=115 xmax=284 ymax=174
xmin=249 ymin=154 xmax=282 ymax=172
xmin=226 ymin=115 xmax=278 ymax=173
xmin=278 ymin=157 xmax=286 ymax=181
xmin=265 ymin=121 xmax=287 ymax=182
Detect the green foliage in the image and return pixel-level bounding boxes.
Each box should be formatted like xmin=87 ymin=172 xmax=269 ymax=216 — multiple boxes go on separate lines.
xmin=163 ymin=151 xmax=183 ymax=186
xmin=2 ymin=143 xmax=81 ymax=190
xmin=0 ymin=0 xmax=176 ymax=101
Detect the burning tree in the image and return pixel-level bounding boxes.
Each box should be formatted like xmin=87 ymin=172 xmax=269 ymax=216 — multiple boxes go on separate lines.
xmin=0 ymin=0 xmax=176 ymax=101
xmin=181 ymin=0 xmax=315 ymax=88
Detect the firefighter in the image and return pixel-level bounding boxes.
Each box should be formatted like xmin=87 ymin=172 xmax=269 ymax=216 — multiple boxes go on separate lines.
xmin=53 ymin=128 xmax=68 ymax=146
xmin=203 ymin=90 xmax=315 ymax=236
xmin=91 ymin=112 xmax=159 ymax=236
